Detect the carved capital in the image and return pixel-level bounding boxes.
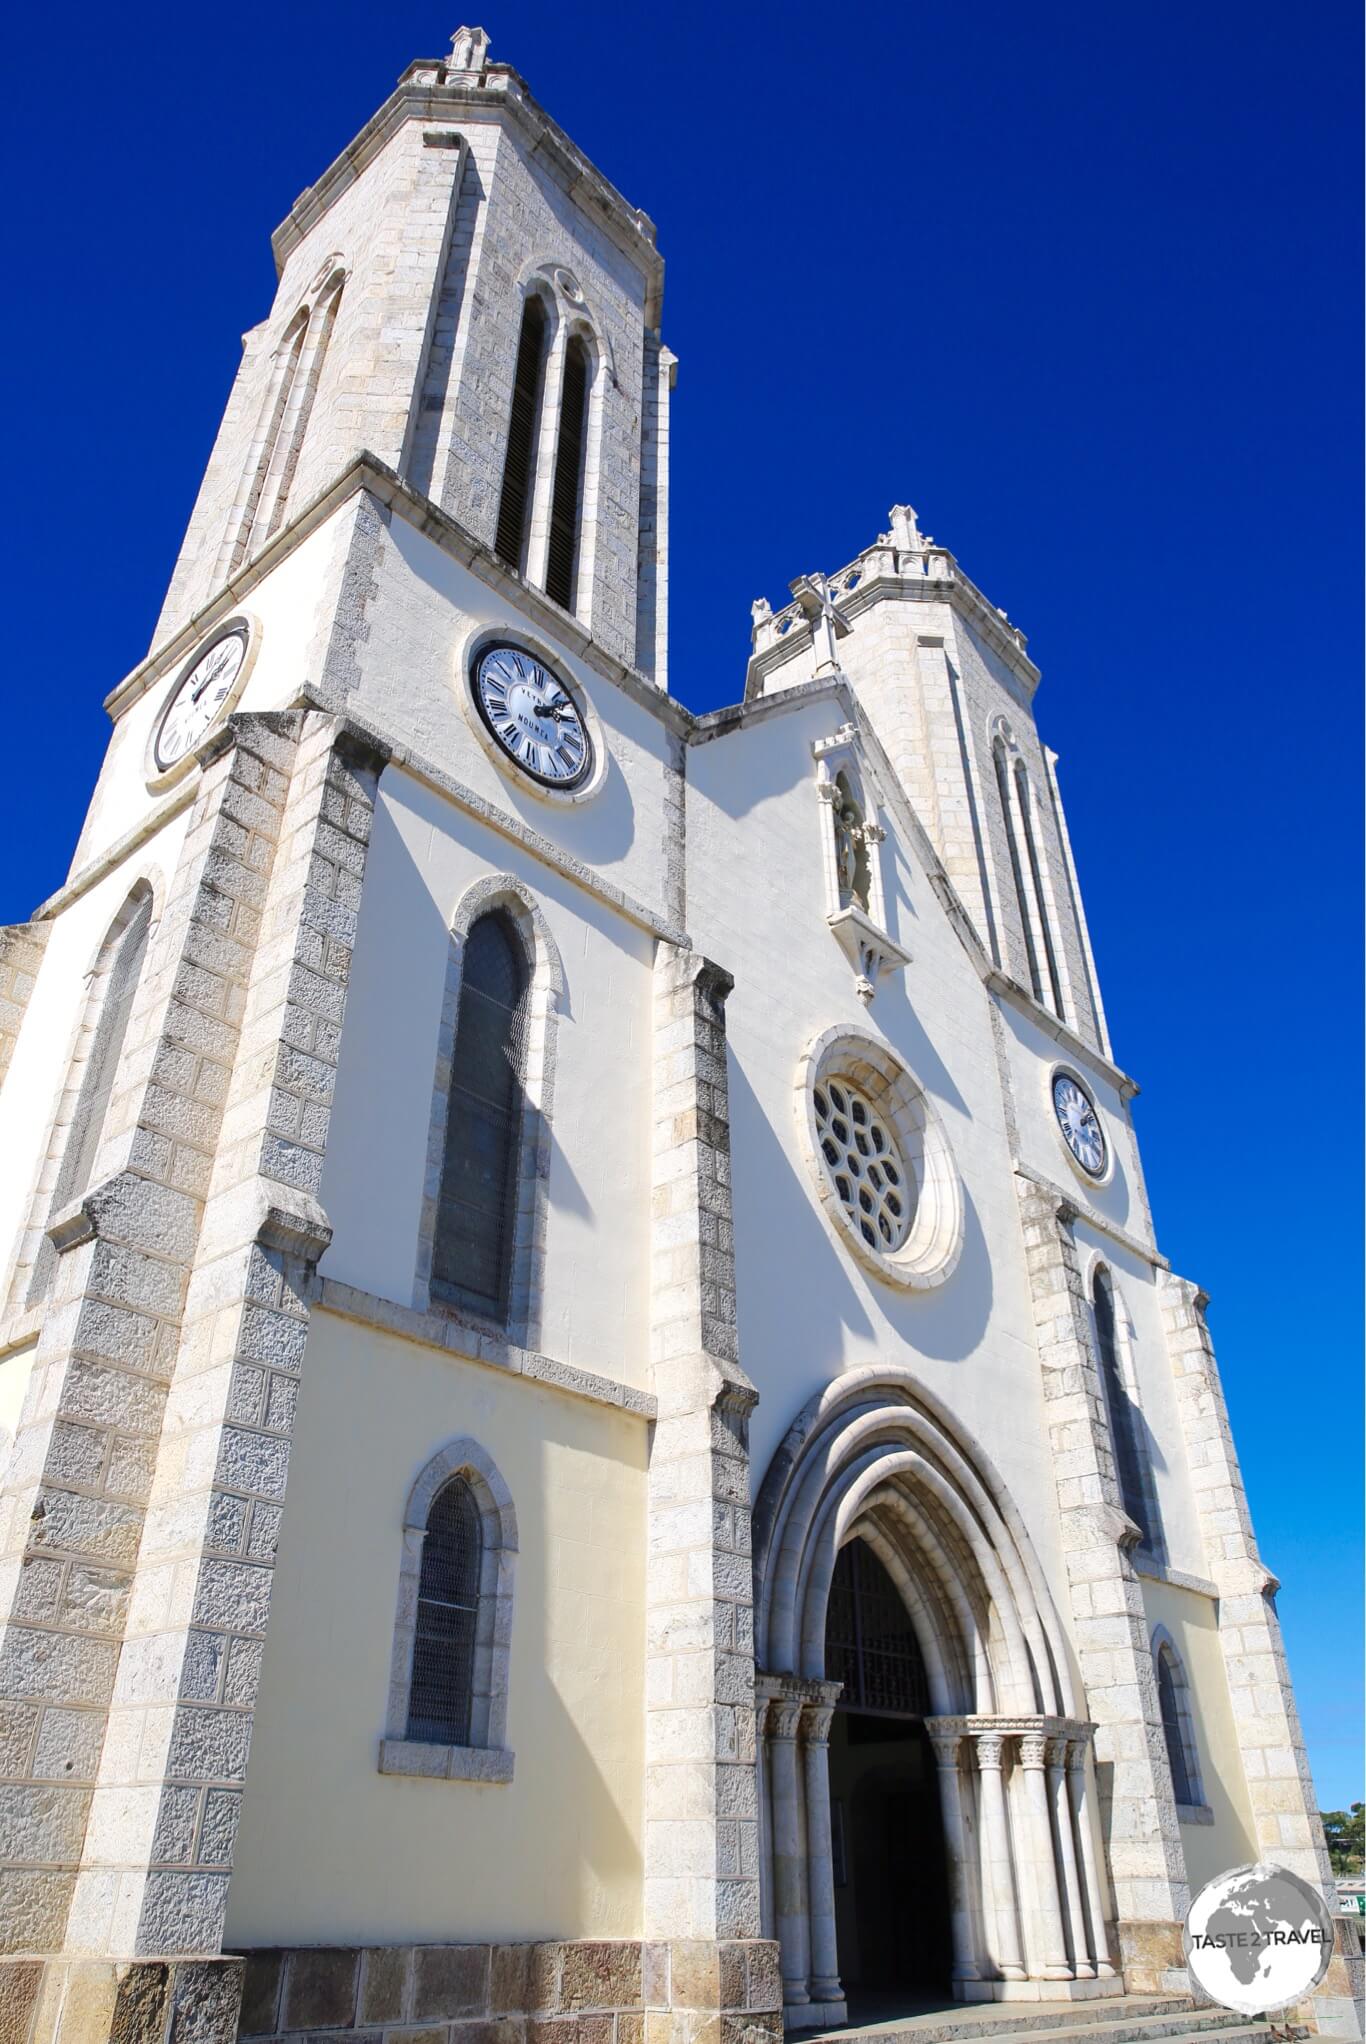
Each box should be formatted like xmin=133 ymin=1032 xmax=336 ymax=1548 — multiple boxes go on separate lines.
xmin=769 ymin=1696 xmax=805 ymax=1743
xmin=801 ymin=1702 xmax=837 ymax=1747
xmin=1018 ymin=1730 xmax=1049 ymax=1770
xmin=973 ymin=1730 xmax=1005 ymax=1770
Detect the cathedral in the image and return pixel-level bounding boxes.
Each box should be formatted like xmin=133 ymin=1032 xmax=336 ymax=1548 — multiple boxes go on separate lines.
xmin=0 ymin=28 xmax=1356 ymax=2044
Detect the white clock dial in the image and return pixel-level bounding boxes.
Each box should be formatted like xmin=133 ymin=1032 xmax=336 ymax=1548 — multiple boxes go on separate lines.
xmin=473 ymin=644 xmax=592 ymax=790
xmin=1052 ymin=1073 xmax=1107 ymax=1177
xmin=154 ymin=624 xmax=249 ymax=770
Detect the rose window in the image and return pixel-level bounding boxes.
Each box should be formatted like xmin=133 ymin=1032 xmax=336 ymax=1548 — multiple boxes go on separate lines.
xmin=814 ymin=1078 xmax=914 ymax=1251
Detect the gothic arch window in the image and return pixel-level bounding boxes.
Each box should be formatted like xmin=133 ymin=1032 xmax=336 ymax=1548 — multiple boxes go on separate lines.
xmin=832 ymin=770 xmax=872 ymax=913
xmin=544 ymin=331 xmax=592 ymax=612
xmin=382 ymin=1437 xmax=517 ymax=1782
xmin=431 ymin=911 xmax=529 ymax=1318
xmin=417 ymin=876 xmax=565 ymax=1347
xmin=22 ymin=884 xmax=154 ymax=1305
xmin=993 ymin=736 xmax=1044 ymax=1006
xmin=225 ymin=265 xmax=346 ymax=572
xmin=495 ymin=292 xmax=551 ymax=572
xmin=1013 ymin=761 xmax=1065 ymax=1018
xmin=1153 ymin=1630 xmax=1204 ymax=1810
xmin=1093 ymin=1266 xmax=1165 ymax=1561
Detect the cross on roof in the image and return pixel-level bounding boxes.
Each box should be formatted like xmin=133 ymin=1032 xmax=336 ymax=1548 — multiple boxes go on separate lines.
xmin=789 ymin=573 xmax=851 ymax=677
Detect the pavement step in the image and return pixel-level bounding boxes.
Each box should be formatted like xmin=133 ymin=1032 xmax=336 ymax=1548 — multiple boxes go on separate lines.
xmin=806 ymin=2000 xmax=1257 ymax=2044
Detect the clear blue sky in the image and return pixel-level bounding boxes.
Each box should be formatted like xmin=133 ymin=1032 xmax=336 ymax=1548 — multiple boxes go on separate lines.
xmin=2 ymin=4 xmax=1360 ymax=1809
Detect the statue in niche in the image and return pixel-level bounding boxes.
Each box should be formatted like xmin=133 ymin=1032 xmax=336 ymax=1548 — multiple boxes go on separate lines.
xmin=833 ymin=771 xmax=872 ymax=913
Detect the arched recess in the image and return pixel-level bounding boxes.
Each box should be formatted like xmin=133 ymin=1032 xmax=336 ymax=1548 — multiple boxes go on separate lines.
xmin=11 ymin=878 xmax=158 ymax=1308
xmin=1151 ymin=1625 xmax=1204 ymax=1812
xmin=414 ymin=873 xmax=565 ymax=1350
xmin=381 ymin=1435 xmax=518 ymax=1778
xmin=753 ymin=1368 xmax=1118 ymax=2014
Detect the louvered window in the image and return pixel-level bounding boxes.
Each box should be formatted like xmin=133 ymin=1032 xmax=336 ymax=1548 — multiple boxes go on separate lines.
xmin=1094 ymin=1270 xmax=1159 ymax=1554
xmin=545 ymin=335 xmax=590 ymax=611
xmin=1014 ymin=761 xmax=1065 ymax=1017
xmin=825 ymin=1536 xmax=930 ymax=1717
xmin=407 ymin=1477 xmax=482 ymax=1746
xmin=495 ymin=297 xmax=549 ymax=570
xmin=1156 ymin=1644 xmax=1197 ymax=1806
xmin=432 ymin=912 xmax=529 ymax=1317
xmin=994 ymin=740 xmax=1043 ymax=1003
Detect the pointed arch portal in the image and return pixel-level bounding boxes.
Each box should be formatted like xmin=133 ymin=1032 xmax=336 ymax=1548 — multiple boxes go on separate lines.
xmin=753 ymin=1369 xmax=1119 ymax=2022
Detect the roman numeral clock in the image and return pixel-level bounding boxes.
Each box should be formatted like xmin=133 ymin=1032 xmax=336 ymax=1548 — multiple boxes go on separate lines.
xmin=471 ymin=644 xmax=593 ymax=790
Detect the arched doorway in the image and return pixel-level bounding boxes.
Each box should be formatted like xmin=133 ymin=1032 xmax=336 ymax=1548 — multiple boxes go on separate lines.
xmin=825 ymin=1537 xmax=952 ymax=2000
xmin=752 ymin=1367 xmax=1119 ymax=2027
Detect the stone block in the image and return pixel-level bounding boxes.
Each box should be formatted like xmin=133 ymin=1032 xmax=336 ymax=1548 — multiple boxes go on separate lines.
xmin=358 ymin=1950 xmax=409 ymax=2027
xmin=488 ymin=1949 xmax=531 ymax=2016
xmin=238 ymin=1953 xmax=284 ymax=2037
xmin=411 ymin=1949 xmax=489 ymax=2022
xmin=558 ymin=1949 xmax=640 ymax=2016
xmin=0 ymin=1961 xmax=43 ymax=2044
xmin=281 ymin=1951 xmax=360 ymax=2032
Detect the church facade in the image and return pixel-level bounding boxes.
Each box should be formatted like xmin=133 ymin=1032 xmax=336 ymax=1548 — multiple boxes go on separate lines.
xmin=0 ymin=29 xmax=1355 ymax=2044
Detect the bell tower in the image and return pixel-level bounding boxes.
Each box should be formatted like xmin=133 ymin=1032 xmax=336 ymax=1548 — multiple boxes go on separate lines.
xmin=155 ymin=27 xmax=672 ymax=683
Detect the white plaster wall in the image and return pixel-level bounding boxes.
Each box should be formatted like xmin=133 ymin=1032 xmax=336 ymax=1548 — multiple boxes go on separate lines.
xmin=999 ymin=998 xmax=1151 ymax=1247
xmin=0 ymin=1343 xmax=37 ymax=1483
xmin=225 ymin=1308 xmax=647 ymax=1946
xmin=71 ymin=518 xmax=343 ymax=878
xmin=1140 ymin=1575 xmax=1259 ymax=1892
xmin=685 ymin=694 xmax=1073 ymax=1607
xmin=343 ymin=515 xmax=673 ymax=910
xmin=1072 ymin=1224 xmax=1205 ymax=1578
xmin=318 ymin=767 xmax=655 ymax=1388
xmin=0 ymin=807 xmax=193 ymax=1297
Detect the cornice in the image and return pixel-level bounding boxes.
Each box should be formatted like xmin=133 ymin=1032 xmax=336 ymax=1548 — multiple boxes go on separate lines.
xmin=985 ymin=965 xmax=1140 ymax=1102
xmin=271 ymin=64 xmax=664 ymax=324
xmin=1014 ymin=1163 xmax=1167 ymax=1272
xmin=105 ymin=455 xmax=692 ymax=740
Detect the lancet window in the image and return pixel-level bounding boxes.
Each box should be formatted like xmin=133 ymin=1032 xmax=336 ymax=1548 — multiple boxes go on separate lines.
xmin=495 ymin=294 xmax=551 ymax=572
xmin=406 ymin=1475 xmax=483 ymax=1746
xmin=1154 ymin=1633 xmax=1204 ymax=1809
xmin=1093 ymin=1267 xmax=1164 ymax=1560
xmin=226 ymin=266 xmax=345 ymax=572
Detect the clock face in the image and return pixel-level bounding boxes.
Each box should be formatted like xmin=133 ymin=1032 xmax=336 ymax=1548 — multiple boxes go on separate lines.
xmin=154 ymin=624 xmax=249 ymax=770
xmin=472 ymin=644 xmax=592 ymax=790
xmin=1053 ymin=1073 xmax=1107 ymax=1177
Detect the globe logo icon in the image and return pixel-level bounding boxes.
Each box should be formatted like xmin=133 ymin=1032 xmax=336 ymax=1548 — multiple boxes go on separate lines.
xmin=1184 ymin=1862 xmax=1335 ymax=2016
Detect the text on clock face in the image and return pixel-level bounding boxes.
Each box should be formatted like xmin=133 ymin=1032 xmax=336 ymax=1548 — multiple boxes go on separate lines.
xmin=473 ymin=645 xmax=593 ymax=789
xmin=155 ymin=626 xmax=249 ymax=770
xmin=1052 ymin=1073 xmax=1106 ymax=1175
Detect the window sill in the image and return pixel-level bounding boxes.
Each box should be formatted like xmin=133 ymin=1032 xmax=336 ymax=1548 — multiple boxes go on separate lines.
xmin=1177 ymin=1801 xmax=1214 ymax=1825
xmin=378 ymin=1738 xmax=514 ymax=1784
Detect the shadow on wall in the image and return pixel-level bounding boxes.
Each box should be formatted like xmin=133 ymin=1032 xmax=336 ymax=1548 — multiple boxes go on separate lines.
xmin=724 ymin=1043 xmax=995 ymax=1373
xmin=532 ymin=1416 xmax=644 ymax=1931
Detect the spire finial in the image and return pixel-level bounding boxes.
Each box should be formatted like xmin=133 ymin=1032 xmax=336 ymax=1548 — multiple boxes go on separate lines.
xmin=448 ymin=25 xmax=491 ymax=75
xmin=888 ymin=504 xmax=922 ymax=551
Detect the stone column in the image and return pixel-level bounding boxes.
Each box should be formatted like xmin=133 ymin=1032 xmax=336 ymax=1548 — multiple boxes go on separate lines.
xmin=1018 ymin=1731 xmax=1072 ymax=1980
xmin=755 ymin=1683 xmax=778 ymax=1942
xmin=1015 ymin=1175 xmax=1188 ymax=1979
xmin=1067 ymin=1737 xmax=1116 ymax=1978
xmin=0 ymin=714 xmax=386 ymax=2044
xmin=971 ymin=1730 xmax=1024 ymax=1981
xmin=767 ymin=1693 xmax=809 ymax=2012
xmin=1159 ymin=1275 xmax=1357 ymax=2034
xmin=925 ymin=1720 xmax=982 ymax=1986
xmin=645 ymin=946 xmax=769 ymax=1967
xmin=800 ymin=1692 xmax=843 ymax=2013
xmin=1048 ymin=1734 xmax=1093 ymax=1977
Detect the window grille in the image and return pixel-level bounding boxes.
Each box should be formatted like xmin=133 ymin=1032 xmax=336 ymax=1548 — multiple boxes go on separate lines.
xmin=432 ymin=912 xmax=530 ymax=1317
xmin=825 ymin=1536 xmax=930 ymax=1716
xmin=545 ymin=335 xmax=590 ymax=611
xmin=495 ymin=297 xmax=549 ymax=570
xmin=1014 ymin=761 xmax=1065 ymax=1018
xmin=1157 ymin=1644 xmax=1197 ymax=1806
xmin=814 ymin=1078 xmax=912 ymax=1252
xmin=994 ymin=739 xmax=1044 ymax=1005
xmin=1094 ymin=1270 xmax=1159 ymax=1554
xmin=407 ymin=1476 xmax=482 ymax=1745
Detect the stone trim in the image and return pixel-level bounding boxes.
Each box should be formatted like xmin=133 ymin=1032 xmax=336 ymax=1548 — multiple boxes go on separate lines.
xmin=315 ymin=1283 xmax=655 ymax=1417
xmin=384 ymin=1437 xmax=516 ymax=1760
xmin=645 ymin=945 xmax=762 ymax=1944
xmin=377 ymin=1738 xmax=514 ymax=1784
xmin=1014 ymin=1177 xmax=1190 ymax=1945
xmin=235 ymin=1936 xmax=780 ymax=2044
xmin=0 ymin=922 xmax=50 ymax=1096
xmin=415 ymin=876 xmax=563 ymax=1347
xmin=1019 ymin=1166 xmax=1166 ymax=1270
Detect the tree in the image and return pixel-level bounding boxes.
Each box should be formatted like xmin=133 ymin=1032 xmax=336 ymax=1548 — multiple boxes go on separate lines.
xmin=1320 ymin=1805 xmax=1364 ymax=1875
